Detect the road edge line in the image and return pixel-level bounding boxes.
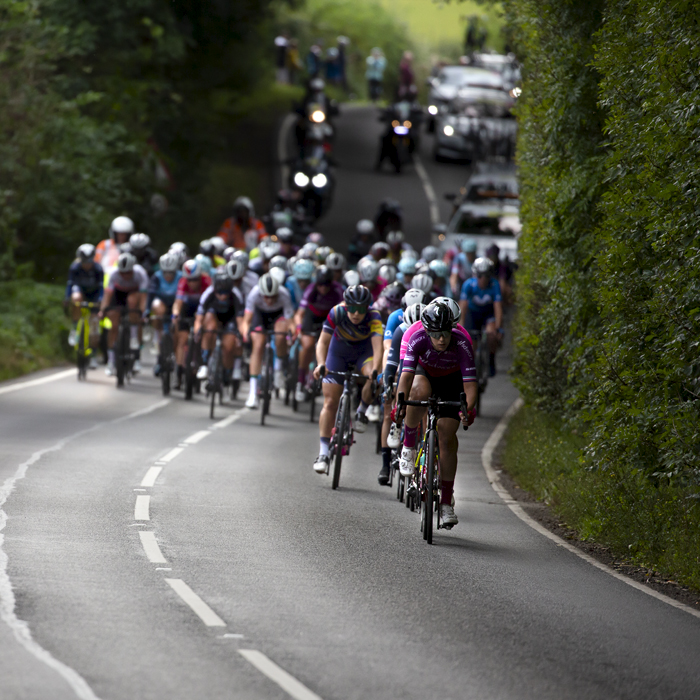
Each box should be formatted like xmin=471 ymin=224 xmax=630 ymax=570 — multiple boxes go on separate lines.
xmin=413 ymin=154 xmax=441 ymax=226
xmin=482 ymin=397 xmax=700 ymax=621
xmin=0 ymin=368 xmax=76 ymax=397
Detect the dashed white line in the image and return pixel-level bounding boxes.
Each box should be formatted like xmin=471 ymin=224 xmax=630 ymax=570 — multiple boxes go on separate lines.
xmin=139 ymin=532 xmax=167 ymax=564
xmin=0 ymin=369 xmax=76 ymax=397
xmin=165 ymin=579 xmax=226 ymax=627
xmin=141 ymin=466 xmax=163 ymax=488
xmin=413 ymin=154 xmax=441 ymax=226
xmin=183 ymin=430 xmax=211 ymax=445
xmin=239 ymin=649 xmax=323 ymax=700
xmin=134 ymin=495 xmax=150 ymax=521
xmin=212 ymin=411 xmax=244 ymax=429
xmin=160 ymin=446 xmax=184 ymax=463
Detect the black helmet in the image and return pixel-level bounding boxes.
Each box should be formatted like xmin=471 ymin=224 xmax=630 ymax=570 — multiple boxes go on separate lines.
xmin=343 ymin=284 xmax=372 ymax=307
xmin=214 ymin=267 xmax=234 ymax=292
xmin=199 ymin=239 xmax=216 ymax=258
xmin=380 ymin=281 xmax=406 ymax=307
xmin=421 ymin=301 xmax=452 ymax=333
xmin=377 ymin=198 xmax=402 ymax=216
xmin=315 ymin=265 xmax=334 ymax=286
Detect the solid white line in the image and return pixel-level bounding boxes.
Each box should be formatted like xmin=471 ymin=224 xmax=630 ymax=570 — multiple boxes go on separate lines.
xmin=0 ymin=398 xmax=168 ymax=700
xmin=165 ymin=579 xmax=226 ymax=627
xmin=134 ymin=495 xmax=150 ymax=521
xmin=141 ymin=466 xmax=162 ymax=488
xmin=239 ymin=649 xmax=323 ymax=700
xmin=482 ymin=398 xmax=700 ymax=621
xmin=160 ymin=446 xmax=184 ymax=463
xmin=183 ymin=430 xmax=210 ymax=445
xmin=139 ymin=532 xmax=167 ymax=564
xmin=278 ymin=112 xmax=297 ymax=189
xmin=212 ymin=411 xmax=244 ymax=429
xmin=413 ymin=154 xmax=441 ymax=226
xmin=0 ymin=369 xmax=76 ymax=397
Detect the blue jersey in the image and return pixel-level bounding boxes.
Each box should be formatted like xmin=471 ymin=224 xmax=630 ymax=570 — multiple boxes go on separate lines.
xmin=285 ymin=276 xmax=303 ymax=310
xmin=384 ymin=308 xmax=404 ymax=340
xmin=66 ymin=260 xmax=104 ymax=301
xmin=148 ymin=269 xmax=182 ymax=309
xmin=460 ymin=277 xmax=502 ymax=314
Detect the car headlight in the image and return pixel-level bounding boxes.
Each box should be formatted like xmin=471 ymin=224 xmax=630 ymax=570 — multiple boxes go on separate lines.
xmin=443 ymin=125 xmax=455 ymax=137
xmin=294 ymin=172 xmax=310 ymax=188
xmin=312 ymin=173 xmax=328 ymax=188
xmin=428 ymin=105 xmax=438 ymax=116
xmin=311 ymin=109 xmax=326 ymax=123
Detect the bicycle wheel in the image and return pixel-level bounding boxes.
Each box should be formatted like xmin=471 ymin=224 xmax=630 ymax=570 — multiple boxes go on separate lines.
xmin=76 ymin=318 xmax=87 ymax=380
xmin=160 ymin=333 xmax=173 ymax=396
xmin=331 ymin=393 xmax=348 ymax=490
xmin=209 ymin=343 xmax=222 ymax=419
xmin=116 ymin=321 xmax=128 ymax=388
xmin=425 ymin=429 xmax=437 ymax=544
xmin=184 ymin=336 xmax=195 ymax=400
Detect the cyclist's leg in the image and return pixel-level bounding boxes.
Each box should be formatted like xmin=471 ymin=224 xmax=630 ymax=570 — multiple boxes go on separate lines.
xmin=484 ymin=316 xmax=499 ymax=374
xmin=272 ymin=315 xmax=288 ymax=388
xmin=69 ymin=289 xmax=84 ymax=322
xmin=221 ymin=320 xmax=239 ymax=371
xmin=247 ymin=310 xmax=269 ymax=405
xmin=151 ymin=298 xmax=167 ymax=341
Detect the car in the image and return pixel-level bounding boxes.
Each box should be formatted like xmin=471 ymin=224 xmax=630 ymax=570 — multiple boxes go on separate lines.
xmin=470 ymin=52 xmax=522 ymax=91
xmin=426 ymin=65 xmax=505 ymax=132
xmin=445 ymin=165 xmax=519 ymax=215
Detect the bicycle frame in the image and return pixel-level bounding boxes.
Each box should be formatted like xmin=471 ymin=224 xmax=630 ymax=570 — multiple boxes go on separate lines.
xmin=72 ymin=301 xmax=100 ymax=380
xmin=250 ymin=328 xmax=288 ymax=426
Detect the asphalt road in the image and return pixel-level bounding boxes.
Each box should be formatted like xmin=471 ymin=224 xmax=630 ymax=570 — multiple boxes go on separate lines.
xmin=1 ymin=107 xmax=700 ymax=700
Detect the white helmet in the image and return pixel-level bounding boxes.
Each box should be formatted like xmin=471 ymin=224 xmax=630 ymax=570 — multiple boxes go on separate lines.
xmin=325 ymin=252 xmax=346 ymax=271
xmin=472 ymin=257 xmax=493 ymax=276
xmin=378 ymin=264 xmax=396 ymax=283
xmin=258 ymin=272 xmax=280 ymax=296
xmin=117 ymin=251 xmax=136 ymax=272
xmin=410 ymin=273 xmax=433 ymax=294
xmin=109 ymin=216 xmax=134 ymax=240
xmin=402 ymin=288 xmax=429 ymax=308
xmin=403 ymin=302 xmax=426 ymax=327
xmin=226 ymin=259 xmax=246 ymax=281
xmin=269 ymin=254 xmax=288 ymax=270
xmin=356 ymin=219 xmax=374 ymax=235
xmin=232 ymin=249 xmax=249 ymax=267
xmin=432 ymin=296 xmax=461 ymax=325
xmin=76 ymin=243 xmax=96 ymax=261
xmin=269 ymin=267 xmax=286 ymax=285
xmin=358 ymin=258 xmax=379 ymax=283
xmin=159 ymin=253 xmax=179 ymax=273
xmin=129 ymin=232 xmax=151 ymax=250
xmin=210 ymin=236 xmax=227 ymax=255
xmin=386 ymin=230 xmax=404 ymax=246
xmin=343 ymin=269 xmax=360 ymax=287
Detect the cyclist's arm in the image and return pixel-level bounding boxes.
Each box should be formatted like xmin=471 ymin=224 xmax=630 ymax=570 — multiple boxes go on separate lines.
xmin=397 ymin=366 xmax=415 ymax=406
xmin=315 ymin=329 xmax=331 ymax=367
xmin=172 ymin=298 xmax=183 ymax=318
xmin=242 ymin=309 xmax=253 ymax=342
xmin=382 ymin=338 xmax=392 ymax=371
xmin=137 ymin=291 xmax=147 ymax=313
xmin=100 ymin=287 xmax=114 ymax=315
xmin=464 ymin=381 xmax=478 ymax=413
xmin=193 ymin=314 xmax=203 ymax=334
xmin=494 ymin=300 xmax=503 ymax=330
xmin=371 ymin=333 xmax=383 ymax=374
xmin=459 ymin=299 xmax=468 ymax=328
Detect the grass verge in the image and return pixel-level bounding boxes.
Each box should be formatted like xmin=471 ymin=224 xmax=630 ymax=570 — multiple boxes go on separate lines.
xmin=501 ymin=405 xmax=700 ymax=593
xmin=0 ymin=280 xmax=70 ymax=381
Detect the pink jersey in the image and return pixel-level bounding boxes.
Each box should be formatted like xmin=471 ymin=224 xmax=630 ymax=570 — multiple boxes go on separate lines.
xmin=400 ymin=321 xmax=471 ymax=360
xmin=402 ymin=324 xmax=476 ymax=382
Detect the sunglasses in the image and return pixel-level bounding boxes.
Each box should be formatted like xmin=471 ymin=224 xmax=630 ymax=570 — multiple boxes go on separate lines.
xmin=347 ymin=305 xmax=368 ymax=314
xmin=428 ymin=330 xmax=452 ymax=340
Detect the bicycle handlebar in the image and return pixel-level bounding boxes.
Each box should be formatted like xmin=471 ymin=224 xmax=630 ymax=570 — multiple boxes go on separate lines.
xmin=318 ymin=366 xmax=372 ymax=384
xmin=397 ymin=391 xmax=469 ymax=431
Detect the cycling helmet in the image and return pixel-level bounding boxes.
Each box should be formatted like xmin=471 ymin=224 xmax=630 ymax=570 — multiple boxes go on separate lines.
xmin=401 ymin=246 xmax=417 ymax=258
xmin=159 ymin=253 xmax=179 ymax=273
xmin=199 ymin=239 xmax=216 ymax=258
xmin=129 ymin=233 xmax=151 ymax=250
xmin=118 ymin=242 xmax=132 ymax=254
xmin=293 ymin=258 xmax=315 ymax=280
xmin=223 ymin=246 xmax=236 ymax=262
xmin=461 ymin=238 xmax=477 ymax=253
xmin=402 ymin=288 xmax=429 ymax=309
xmin=325 ymin=252 xmax=345 ymax=271
xmin=377 ymin=257 xmax=395 ymax=269
xmin=269 ymin=267 xmax=286 ymax=285
xmin=259 ymin=239 xmax=281 ymax=260
xmin=398 ymin=257 xmax=417 ymax=275
xmin=170 ymin=241 xmax=189 ymax=256
xmin=233 ymin=196 xmax=255 ymax=217
xmin=194 ymin=253 xmax=212 ymax=276
xmin=343 ymin=270 xmax=360 ymax=287
xmin=109 ymin=216 xmax=134 ymax=240
xmin=299 ymin=242 xmax=318 ymax=259
xmin=315 ymin=245 xmax=333 ymax=263
xmin=378 ymin=264 xmax=397 ymax=284
xmin=258 ymin=272 xmax=280 ymax=297
xmin=76 ymin=243 xmax=96 ymax=261
xmin=214 ymin=267 xmax=234 ymax=292
xmin=358 ymin=258 xmax=379 ymax=283
xmin=386 ymin=230 xmax=404 ymax=246
xmin=381 ymin=281 xmax=406 ymax=307
xmin=415 ymin=262 xmax=431 ymax=277
xmin=432 ymin=296 xmax=461 ymax=325
xmin=315 ymin=265 xmax=334 ymax=286
xmin=429 ymin=259 xmax=449 ymax=278
xmin=182 ymin=259 xmax=201 ymax=279
xmin=356 ymin=219 xmax=374 ymax=235
xmin=117 ymin=252 xmax=136 ymax=272
xmin=420 ymin=245 xmax=439 ymax=262
xmin=421 ymin=302 xmax=452 ymax=333
xmin=226 ymin=259 xmax=245 ymax=281
xmin=403 ymin=302 xmax=426 ymax=327
xmin=343 ymin=284 xmax=373 ymax=307
xmin=275 ymin=226 xmax=294 ymax=244
xmin=210 ymin=236 xmax=227 ymax=256
xmin=306 ymin=232 xmax=325 ymax=245
xmin=370 ymin=241 xmax=390 ymax=258
xmin=411 ymin=273 xmax=433 ymax=294
xmin=232 ymin=249 xmax=249 ymax=267
xmin=472 ymin=257 xmax=493 ymax=276
xmin=269 ymin=255 xmax=288 ymax=270
xmin=170 ymin=247 xmax=188 ymax=269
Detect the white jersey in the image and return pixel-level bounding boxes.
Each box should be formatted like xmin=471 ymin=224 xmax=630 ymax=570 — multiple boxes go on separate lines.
xmin=245 ymin=284 xmax=294 ymax=319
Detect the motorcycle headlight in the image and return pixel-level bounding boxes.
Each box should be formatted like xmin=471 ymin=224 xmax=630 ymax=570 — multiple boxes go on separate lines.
xmin=294 ymin=172 xmax=310 ymax=188
xmin=393 ymin=126 xmax=409 ymax=136
xmin=443 ymin=125 xmax=455 ymax=137
xmin=312 ymin=173 xmax=328 ymax=188
xmin=311 ymin=110 xmax=326 ymax=123
xmin=428 ymin=105 xmax=438 ymax=116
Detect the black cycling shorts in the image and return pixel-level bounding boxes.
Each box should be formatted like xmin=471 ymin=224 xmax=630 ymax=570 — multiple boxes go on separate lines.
xmin=252 ymin=308 xmax=284 ymax=332
xmin=414 ymin=366 xmax=463 ymax=421
xmin=301 ymin=308 xmax=325 ymax=336
xmin=204 ymin=308 xmax=240 ymax=335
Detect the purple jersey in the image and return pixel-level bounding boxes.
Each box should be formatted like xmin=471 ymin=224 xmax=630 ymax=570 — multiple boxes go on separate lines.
xmin=402 ymin=325 xmax=476 ymax=382
xmin=300 ymin=280 xmax=345 ymax=317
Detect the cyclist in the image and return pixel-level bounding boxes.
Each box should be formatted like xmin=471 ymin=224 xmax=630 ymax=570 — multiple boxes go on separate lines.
xmin=450 ymin=238 xmax=477 ymax=297
xmin=242 ymin=272 xmax=295 ymax=409
xmin=373 ymin=281 xmax=405 ymax=324
xmin=347 ymin=219 xmax=376 ymax=267
xmin=429 ymin=259 xmax=450 ymax=298
xmin=286 ymin=257 xmax=314 ymax=309
xmin=358 ymin=258 xmax=385 ymax=301
xmin=66 ymin=244 xmax=104 ymax=367
xmin=217 ymin=196 xmax=267 ymax=250
xmin=325 ymin=252 xmax=346 ymax=284
xmin=172 ymin=259 xmax=212 ymax=389
xmin=95 ymin=216 xmax=134 ymax=270
xmin=386 ymin=230 xmax=411 ymax=263
xmin=99 ymin=252 xmax=149 ymax=375
xmin=195 ymin=263 xmax=243 ymax=386
xmin=275 ymin=227 xmax=298 ymax=259
xmin=378 ymin=263 xmax=397 ymax=285
xmin=459 ymin=257 xmax=503 ymax=376
xmin=409 ymin=272 xmax=435 ymax=300
xmin=147 ymin=253 xmax=182 ymax=376
xmin=312 ymin=285 xmax=384 ymax=473
xmin=397 ymin=256 xmax=417 ymax=287
xmin=420 ymin=245 xmax=439 ymax=263
xmin=129 ymin=233 xmax=159 ymax=277
xmin=369 ymin=241 xmax=390 ymax=262
xmin=231 ymin=249 xmax=259 ymax=299
xmin=374 ymin=198 xmax=402 ymax=239
xmin=169 ymin=242 xmax=189 ymax=270
xmin=397 ymin=301 xmax=477 ymax=526
xmin=294 ymin=264 xmax=345 ymax=403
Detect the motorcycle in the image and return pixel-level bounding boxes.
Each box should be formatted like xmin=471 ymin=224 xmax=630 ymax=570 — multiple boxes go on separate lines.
xmin=289 ymin=145 xmax=335 ymax=220
xmin=376 ymin=100 xmax=422 ymax=173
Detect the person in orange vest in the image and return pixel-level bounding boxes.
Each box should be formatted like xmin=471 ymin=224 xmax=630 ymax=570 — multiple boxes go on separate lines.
xmin=95 ymin=216 xmax=134 ymax=270
xmin=217 ymin=197 xmax=267 ymax=251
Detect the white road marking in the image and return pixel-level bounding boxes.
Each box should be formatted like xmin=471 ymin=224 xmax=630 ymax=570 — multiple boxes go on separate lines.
xmin=278 ymin=112 xmax=297 ymax=189
xmin=239 ymin=649 xmax=323 ymax=700
xmin=183 ymin=430 xmax=210 ymax=445
xmin=141 ymin=466 xmax=163 ymax=488
xmin=221 ymin=633 xmax=244 ymax=639
xmin=139 ymin=532 xmax=167 ymax=564
xmin=155 ymin=567 xmax=172 ymax=571
xmin=0 ymin=398 xmax=168 ymax=700
xmin=160 ymin=446 xmax=184 ymax=463
xmin=212 ymin=411 xmax=244 ymax=429
xmin=0 ymin=368 xmax=76 ymax=397
xmin=133 ymin=488 xmax=146 ymax=492
xmin=482 ymin=398 xmax=700 ymax=621
xmin=165 ymin=579 xmax=226 ymax=627
xmin=413 ymin=154 xmax=441 ymax=226
xmin=134 ymin=495 xmax=150 ymax=521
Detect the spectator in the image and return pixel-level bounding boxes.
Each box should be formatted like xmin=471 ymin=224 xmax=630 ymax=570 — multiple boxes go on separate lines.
xmin=365 ymin=47 xmax=386 ymax=102
xmin=398 ymin=51 xmax=415 ymax=100
xmin=306 ymin=44 xmax=322 ymax=77
xmin=286 ymin=38 xmax=302 ymax=84
xmin=274 ymin=34 xmax=289 ymax=84
xmin=325 ymin=47 xmax=341 ymax=85
xmin=337 ymin=36 xmax=350 ymax=91
xmin=217 ymin=197 xmax=267 ymax=251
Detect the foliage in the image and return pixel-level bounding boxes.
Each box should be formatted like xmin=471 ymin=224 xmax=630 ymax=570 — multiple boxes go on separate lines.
xmin=502 ymin=405 xmax=700 ymax=591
